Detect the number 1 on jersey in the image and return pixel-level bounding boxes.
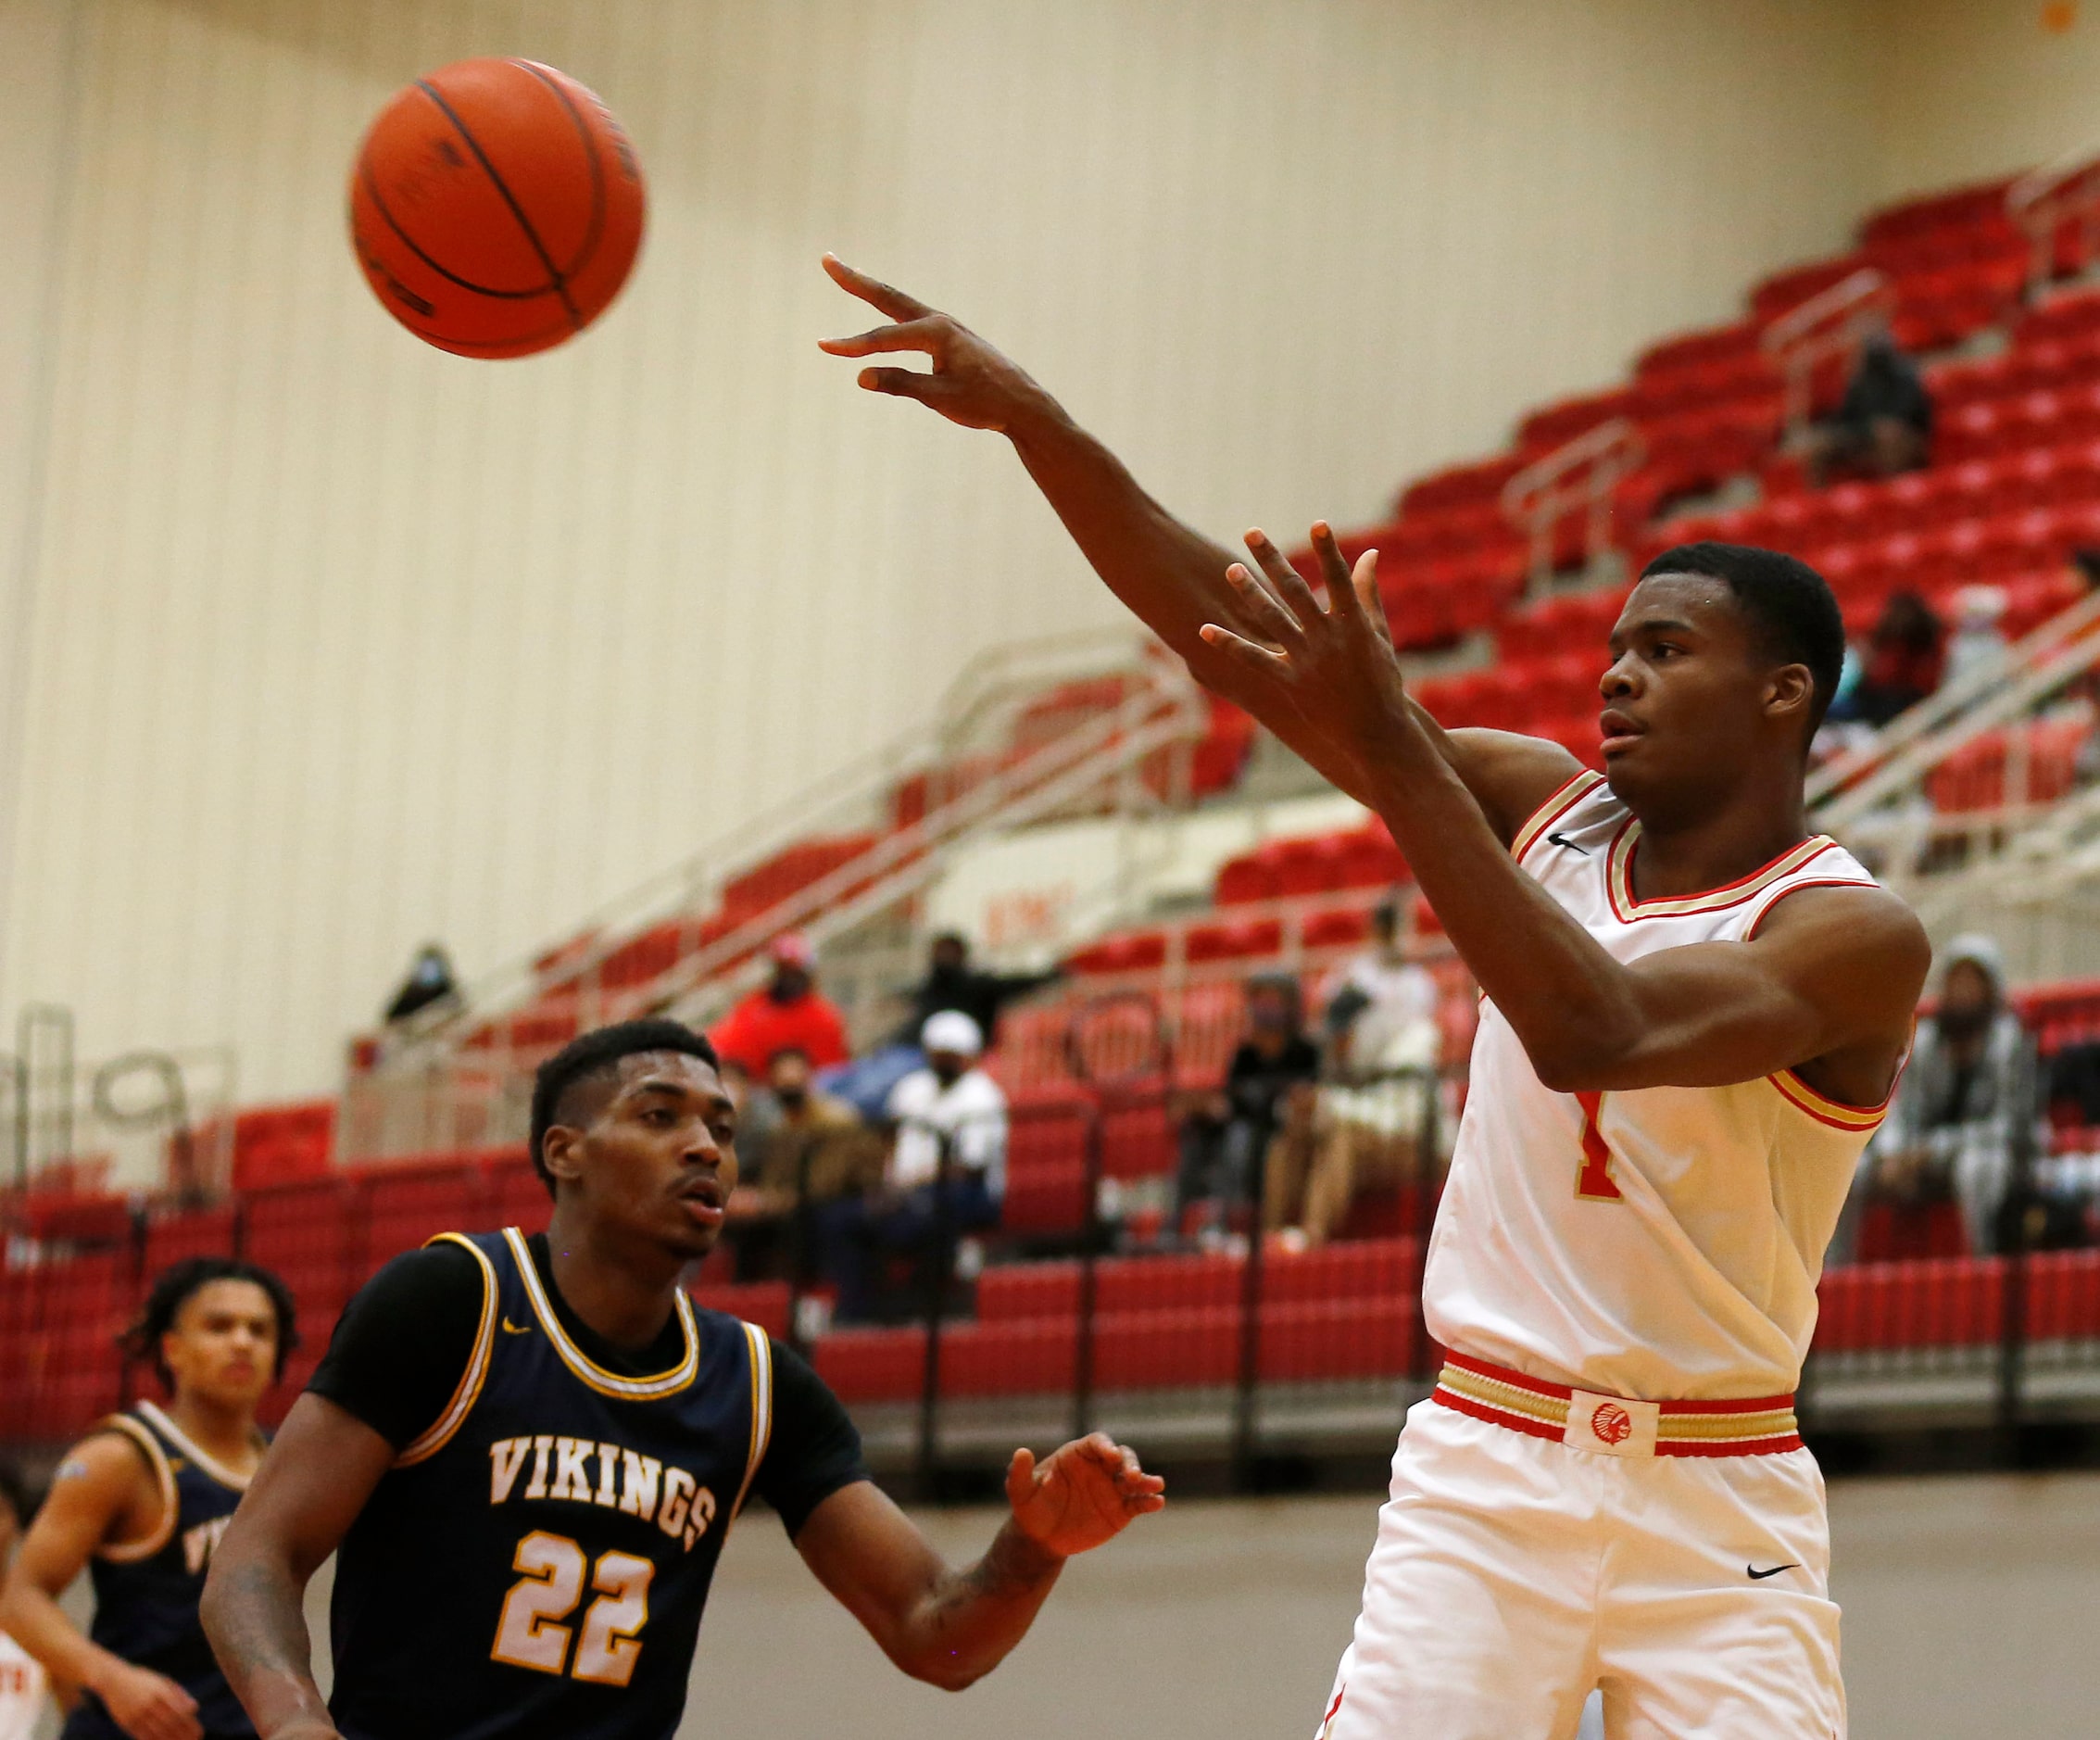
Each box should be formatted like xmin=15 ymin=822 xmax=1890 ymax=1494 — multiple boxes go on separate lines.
xmin=1574 ymin=1091 xmax=1623 ymax=1202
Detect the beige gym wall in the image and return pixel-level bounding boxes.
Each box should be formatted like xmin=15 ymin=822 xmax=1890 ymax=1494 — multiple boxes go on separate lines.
xmin=0 ymin=0 xmax=1897 ymax=1100
xmin=1871 ymin=0 xmax=2100 ymax=201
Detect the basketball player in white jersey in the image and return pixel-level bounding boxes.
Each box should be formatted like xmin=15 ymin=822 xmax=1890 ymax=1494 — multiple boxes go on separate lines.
xmin=820 ymin=258 xmax=1930 ymax=1737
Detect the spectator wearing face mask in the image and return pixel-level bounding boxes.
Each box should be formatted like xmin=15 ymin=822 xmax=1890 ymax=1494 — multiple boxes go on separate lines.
xmin=722 ymin=1048 xmax=883 ymax=1282
xmin=1175 ymin=973 xmax=1320 ymax=1240
xmin=1862 ymin=934 xmax=2042 ymax=1255
xmin=893 ymin=931 xmax=1062 ymax=1048
xmin=816 ymin=1013 xmax=1008 ymax=1322
xmin=383 ymin=943 xmax=461 ymax=1027
xmin=710 ymin=933 xmax=851 ymax=1077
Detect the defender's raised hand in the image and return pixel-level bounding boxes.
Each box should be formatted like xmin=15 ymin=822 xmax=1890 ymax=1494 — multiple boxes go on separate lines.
xmin=1201 ymin=523 xmax=1416 ymax=771
xmin=1006 ymin=1432 xmax=1165 ymax=1558
xmin=819 ymin=255 xmax=1051 ymax=433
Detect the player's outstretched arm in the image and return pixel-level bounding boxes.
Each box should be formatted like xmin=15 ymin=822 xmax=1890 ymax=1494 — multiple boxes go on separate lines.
xmin=199 ymin=1394 xmax=396 ymax=1740
xmin=818 ymin=257 xmax=1573 ymax=842
xmin=1200 ymin=524 xmax=1930 ymax=1099
xmin=0 ymin=1433 xmax=202 ymax=1740
xmin=793 ymin=1431 xmax=1163 ymax=1692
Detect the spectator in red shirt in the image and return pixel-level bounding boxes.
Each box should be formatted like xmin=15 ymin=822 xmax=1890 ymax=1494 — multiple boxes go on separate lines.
xmin=710 ymin=934 xmax=851 ymax=1075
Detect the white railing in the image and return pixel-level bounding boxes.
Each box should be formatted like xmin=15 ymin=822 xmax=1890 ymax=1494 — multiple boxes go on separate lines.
xmin=2009 ymin=144 xmax=2100 ymax=299
xmin=1762 ymin=268 xmax=1893 ymax=442
xmin=1810 ymin=585 xmax=2100 ymax=908
xmin=1501 ymin=417 xmax=1646 ymax=590
xmin=340 ymin=636 xmax=1217 ymax=1156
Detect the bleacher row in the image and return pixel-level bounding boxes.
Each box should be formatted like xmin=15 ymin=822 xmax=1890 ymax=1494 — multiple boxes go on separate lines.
xmin=6 ymin=984 xmax=2100 ymax=1442
xmin=389 ymin=170 xmax=2100 ymax=1074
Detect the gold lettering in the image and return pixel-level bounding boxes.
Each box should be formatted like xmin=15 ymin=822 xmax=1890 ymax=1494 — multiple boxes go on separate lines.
xmin=683 ymin=1486 xmax=718 ymax=1550
xmin=593 ymin=1442 xmax=620 ymax=1507
xmin=550 ymin=1438 xmax=594 ymax=1503
xmin=489 ymin=1438 xmax=533 ymax=1504
xmin=523 ymin=1434 xmax=555 ymax=1501
xmin=618 ymin=1450 xmax=661 ymax=1520
xmin=658 ymin=1466 xmax=695 ymax=1539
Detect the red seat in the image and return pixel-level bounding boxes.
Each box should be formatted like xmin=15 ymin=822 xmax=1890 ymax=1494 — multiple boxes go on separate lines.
xmin=1301 ymin=905 xmax=1372 ymax=951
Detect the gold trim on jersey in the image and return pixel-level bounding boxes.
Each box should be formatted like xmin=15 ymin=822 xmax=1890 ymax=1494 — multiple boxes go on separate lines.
xmin=728 ymin=1322 xmax=774 ymax=1522
xmin=396 ymin=1233 xmax=499 ymax=1467
xmin=1511 ymin=770 xmax=1607 ymax=864
xmin=134 ymin=1399 xmax=259 ymax=1492
xmin=503 ymin=1227 xmax=699 ymax=1400
xmin=91 ymin=1413 xmax=179 ymax=1563
xmin=1767 ymin=1067 xmax=1893 ymax=1132
xmin=1604 ymin=823 xmax=1836 ymax=922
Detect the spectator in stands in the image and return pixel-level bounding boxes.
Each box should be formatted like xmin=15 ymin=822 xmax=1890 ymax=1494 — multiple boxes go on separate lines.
xmin=1320 ymin=898 xmax=1439 ymax=1070
xmin=1943 ymin=585 xmax=2010 ymax=690
xmin=1175 ymin=972 xmax=1320 ymax=1241
xmin=893 ymin=930 xmax=1060 ymax=1048
xmin=1808 ymin=329 xmax=1932 ymax=485
xmin=710 ymin=932 xmax=851 ymax=1076
xmin=1864 ymin=934 xmax=2041 ymax=1255
xmin=0 ymin=1465 xmax=60 ymax=1738
xmin=382 ymin=942 xmax=460 ymax=1026
xmin=817 ymin=1012 xmax=1008 ymax=1321
xmin=723 ymin=1046 xmax=884 ymax=1281
xmin=1265 ymin=913 xmax=1444 ymax=1246
xmin=1841 ymin=591 xmax=1946 ymax=727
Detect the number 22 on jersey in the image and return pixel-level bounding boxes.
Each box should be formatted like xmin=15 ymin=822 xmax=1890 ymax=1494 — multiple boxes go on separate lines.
xmin=1574 ymin=1091 xmax=1623 ymax=1203
xmin=493 ymin=1532 xmax=654 ymax=1685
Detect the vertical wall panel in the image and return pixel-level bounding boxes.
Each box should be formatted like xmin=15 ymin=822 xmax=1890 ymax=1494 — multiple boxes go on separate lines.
xmin=2 ymin=0 xmax=1880 ymax=1097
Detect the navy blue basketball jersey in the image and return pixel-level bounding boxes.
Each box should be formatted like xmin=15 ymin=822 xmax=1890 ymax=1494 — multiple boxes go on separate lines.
xmin=327 ymin=1229 xmax=774 ymax=1740
xmin=62 ymin=1401 xmax=258 ymax=1739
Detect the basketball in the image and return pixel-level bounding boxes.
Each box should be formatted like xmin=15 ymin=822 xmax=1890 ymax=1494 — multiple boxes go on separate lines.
xmin=348 ymin=58 xmax=645 ymax=359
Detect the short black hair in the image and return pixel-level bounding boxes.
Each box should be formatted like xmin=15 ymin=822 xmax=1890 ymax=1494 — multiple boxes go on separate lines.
xmin=528 ymin=1018 xmax=721 ymax=1193
xmin=121 ymin=1256 xmax=298 ymax=1393
xmin=1639 ymin=542 xmax=1846 ymax=738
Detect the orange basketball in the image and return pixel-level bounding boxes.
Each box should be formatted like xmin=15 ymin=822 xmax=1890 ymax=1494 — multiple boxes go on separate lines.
xmin=349 ymin=58 xmax=645 ymax=359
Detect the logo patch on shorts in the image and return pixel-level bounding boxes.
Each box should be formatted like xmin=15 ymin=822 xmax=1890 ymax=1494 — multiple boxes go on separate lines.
xmin=1565 ymin=1389 xmax=1659 ymax=1457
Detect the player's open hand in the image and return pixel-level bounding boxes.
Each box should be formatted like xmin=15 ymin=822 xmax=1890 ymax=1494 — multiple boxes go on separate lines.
xmin=819 ymin=255 xmax=1049 ymax=434
xmin=1005 ymin=1432 xmax=1164 ymax=1558
xmin=91 ymin=1658 xmax=203 ymax=1740
xmin=1200 ymin=524 xmax=1415 ymax=770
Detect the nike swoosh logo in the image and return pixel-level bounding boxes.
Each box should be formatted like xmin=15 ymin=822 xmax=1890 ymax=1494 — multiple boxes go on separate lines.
xmin=1747 ymin=1562 xmax=1799 ymax=1581
xmin=501 ymin=1318 xmax=534 ymax=1335
xmin=1546 ymin=832 xmax=1590 ymax=855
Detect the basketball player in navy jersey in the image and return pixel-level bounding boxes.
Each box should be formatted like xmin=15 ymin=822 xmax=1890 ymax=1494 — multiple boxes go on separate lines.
xmin=1 ymin=1258 xmax=296 ymax=1740
xmin=203 ymin=1020 xmax=1164 ymax=1740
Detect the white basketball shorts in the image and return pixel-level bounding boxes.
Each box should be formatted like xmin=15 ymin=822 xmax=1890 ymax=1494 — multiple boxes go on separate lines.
xmin=1315 ymin=1390 xmax=1844 ymax=1740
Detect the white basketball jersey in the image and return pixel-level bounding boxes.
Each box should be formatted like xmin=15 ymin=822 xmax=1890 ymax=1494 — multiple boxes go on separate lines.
xmin=1423 ymin=771 xmax=1892 ymax=1401
xmin=0 ymin=1631 xmax=49 ymax=1740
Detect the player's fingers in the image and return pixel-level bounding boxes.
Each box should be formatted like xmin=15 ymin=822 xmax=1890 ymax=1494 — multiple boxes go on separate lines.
xmin=1200 ymin=624 xmax=1295 ymax=680
xmin=854 ymin=366 xmax=947 ymax=402
xmin=818 ymin=316 xmax=949 ymax=359
xmin=1350 ymin=551 xmax=1395 ymax=649
xmin=1310 ymin=521 xmax=1358 ymax=605
xmin=1243 ymin=530 xmax=1327 ymax=630
xmin=821 ymin=253 xmax=933 ymax=321
xmin=1006 ymin=1446 xmax=1037 ymax=1508
xmin=1225 ymin=561 xmax=1306 ymax=645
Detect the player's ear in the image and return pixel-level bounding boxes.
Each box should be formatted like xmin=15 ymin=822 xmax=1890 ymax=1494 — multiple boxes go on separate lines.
xmin=1766 ymin=662 xmax=1814 ymax=726
xmin=541 ymin=1126 xmax=586 ymax=1187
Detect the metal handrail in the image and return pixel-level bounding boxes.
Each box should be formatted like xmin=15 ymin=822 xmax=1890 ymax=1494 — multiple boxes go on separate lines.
xmin=1807 ymin=582 xmax=2100 ymax=815
xmin=2008 ymin=143 xmax=2100 ymax=298
xmin=377 ymin=634 xmax=1206 ymax=1075
xmin=1760 ymin=267 xmax=1893 ymax=440
xmin=1805 ymin=588 xmax=2100 ymax=832
xmin=1501 ymin=418 xmax=1646 ymax=590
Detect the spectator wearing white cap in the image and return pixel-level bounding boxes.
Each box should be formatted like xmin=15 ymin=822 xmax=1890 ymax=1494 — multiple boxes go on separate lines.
xmin=814 ymin=1012 xmax=1008 ymax=1321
